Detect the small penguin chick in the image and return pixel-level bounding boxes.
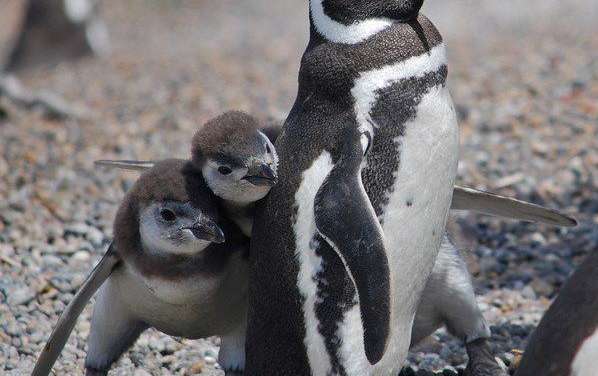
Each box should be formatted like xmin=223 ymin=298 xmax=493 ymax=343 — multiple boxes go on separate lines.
xmin=33 ymin=159 xmax=249 ymax=376
xmin=191 ymin=111 xmax=278 ymax=204
xmin=114 ymin=159 xmax=227 ymax=273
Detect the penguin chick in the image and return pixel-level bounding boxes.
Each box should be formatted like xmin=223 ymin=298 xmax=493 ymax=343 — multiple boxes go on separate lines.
xmin=191 ymin=111 xmax=278 ymax=236
xmin=33 ymin=159 xmax=249 ymax=376
xmin=191 ymin=111 xmax=278 ymax=204
xmin=96 ymin=111 xmax=279 ymax=236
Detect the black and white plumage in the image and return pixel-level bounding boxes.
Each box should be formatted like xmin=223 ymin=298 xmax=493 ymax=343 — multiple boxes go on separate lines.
xmin=515 ymin=250 xmax=598 ymax=376
xmin=246 ymin=1 xmax=459 ymax=374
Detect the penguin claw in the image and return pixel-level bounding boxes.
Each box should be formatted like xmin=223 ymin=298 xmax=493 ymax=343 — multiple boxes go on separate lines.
xmin=464 ymin=338 xmax=508 ymax=376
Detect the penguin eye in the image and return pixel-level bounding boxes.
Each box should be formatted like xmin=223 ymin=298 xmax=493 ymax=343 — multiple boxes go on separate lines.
xmin=160 ymin=208 xmax=177 ymax=222
xmin=218 ymin=166 xmax=232 ymax=175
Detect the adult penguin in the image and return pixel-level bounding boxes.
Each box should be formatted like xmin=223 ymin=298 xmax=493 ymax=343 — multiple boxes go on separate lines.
xmin=245 ymin=1 xmax=460 ymax=375
xmin=515 ymin=250 xmax=598 ymax=376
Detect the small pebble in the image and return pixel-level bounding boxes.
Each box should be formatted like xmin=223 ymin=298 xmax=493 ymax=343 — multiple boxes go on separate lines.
xmin=203 ymin=356 xmax=217 ymax=365
xmin=134 ymin=369 xmax=152 ymax=376
xmin=8 ymin=286 xmax=35 ymax=306
xmin=72 ymin=250 xmax=91 ymax=263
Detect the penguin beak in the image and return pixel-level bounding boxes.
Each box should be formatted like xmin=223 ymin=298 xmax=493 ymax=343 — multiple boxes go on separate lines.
xmin=243 ymin=163 xmax=277 ymax=187
xmin=189 ymin=217 xmax=225 ymax=244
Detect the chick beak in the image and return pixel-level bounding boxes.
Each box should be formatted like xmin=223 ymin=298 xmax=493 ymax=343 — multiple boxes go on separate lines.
xmin=189 ymin=217 xmax=225 ymax=244
xmin=243 ymin=163 xmax=277 ymax=187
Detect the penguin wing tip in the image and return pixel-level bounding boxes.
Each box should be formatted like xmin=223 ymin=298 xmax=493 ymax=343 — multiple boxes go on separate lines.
xmin=540 ymin=209 xmax=578 ymax=227
xmin=364 ymin=339 xmax=386 ymax=366
xmin=93 ymin=160 xmax=153 ymax=171
xmin=562 ymin=215 xmax=578 ymax=227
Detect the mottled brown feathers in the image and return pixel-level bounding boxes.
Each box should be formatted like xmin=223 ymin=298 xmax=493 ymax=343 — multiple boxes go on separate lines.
xmin=191 ymin=111 xmax=262 ymax=161
xmin=112 ymin=159 xmax=217 ymax=261
xmin=121 ymin=159 xmax=209 ymax=209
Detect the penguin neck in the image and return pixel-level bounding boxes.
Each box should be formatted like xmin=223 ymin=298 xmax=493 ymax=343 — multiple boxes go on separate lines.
xmin=221 ymin=199 xmax=255 ymax=237
xmin=221 ymin=198 xmax=254 ymax=212
xmin=309 ymin=0 xmax=393 ymax=44
xmin=123 ymin=240 xmax=236 ymax=281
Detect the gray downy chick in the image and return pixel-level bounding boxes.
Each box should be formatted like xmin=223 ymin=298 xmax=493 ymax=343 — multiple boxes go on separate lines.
xmin=33 ymin=159 xmax=249 ymax=376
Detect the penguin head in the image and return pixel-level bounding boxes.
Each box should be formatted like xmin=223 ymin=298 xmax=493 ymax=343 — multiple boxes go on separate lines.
xmin=115 ymin=159 xmax=225 ymax=258
xmin=138 ymin=200 xmax=225 ymax=256
xmin=191 ymin=111 xmax=278 ymax=204
xmin=319 ymin=0 xmax=424 ymax=23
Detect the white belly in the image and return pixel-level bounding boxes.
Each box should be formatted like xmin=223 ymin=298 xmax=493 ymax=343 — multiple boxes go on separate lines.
xmin=337 ymin=85 xmax=460 ymax=375
xmin=572 ymin=328 xmax=598 ymax=376
xmin=293 ymin=151 xmax=336 ymax=376
xmin=112 ymin=255 xmax=249 ymax=338
xmin=124 ymin=263 xmax=221 ymax=307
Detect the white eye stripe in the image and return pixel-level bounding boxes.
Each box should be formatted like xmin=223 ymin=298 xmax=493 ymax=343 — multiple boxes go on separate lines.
xmin=310 ymin=0 xmax=393 ymax=44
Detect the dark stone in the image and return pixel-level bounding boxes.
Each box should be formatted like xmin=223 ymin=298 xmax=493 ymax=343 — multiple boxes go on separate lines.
xmin=399 ymin=367 xmax=417 ymax=376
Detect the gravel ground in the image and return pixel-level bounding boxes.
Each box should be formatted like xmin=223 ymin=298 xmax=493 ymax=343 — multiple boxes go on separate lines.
xmin=1 ymin=1 xmax=597 ymax=375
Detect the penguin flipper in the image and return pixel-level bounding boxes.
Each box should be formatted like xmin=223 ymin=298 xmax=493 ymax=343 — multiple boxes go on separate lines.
xmin=452 ymin=186 xmax=577 ymax=227
xmin=314 ymin=130 xmax=390 ymax=365
xmin=32 ymin=244 xmax=121 ymax=376
xmin=94 ymin=160 xmax=155 ymax=172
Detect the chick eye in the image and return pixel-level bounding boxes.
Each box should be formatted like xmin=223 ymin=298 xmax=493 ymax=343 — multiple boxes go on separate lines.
xmin=160 ymin=209 xmax=177 ymax=222
xmin=218 ymin=166 xmax=233 ymax=175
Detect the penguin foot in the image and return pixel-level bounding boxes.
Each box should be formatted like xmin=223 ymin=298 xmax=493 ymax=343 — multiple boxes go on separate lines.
xmin=464 ymin=338 xmax=508 ymax=376
xmin=219 ymin=330 xmax=246 ymax=374
xmin=218 ymin=347 xmax=245 ymax=374
xmin=224 ymin=370 xmax=244 ymax=376
xmin=219 ymin=360 xmax=245 ymax=374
